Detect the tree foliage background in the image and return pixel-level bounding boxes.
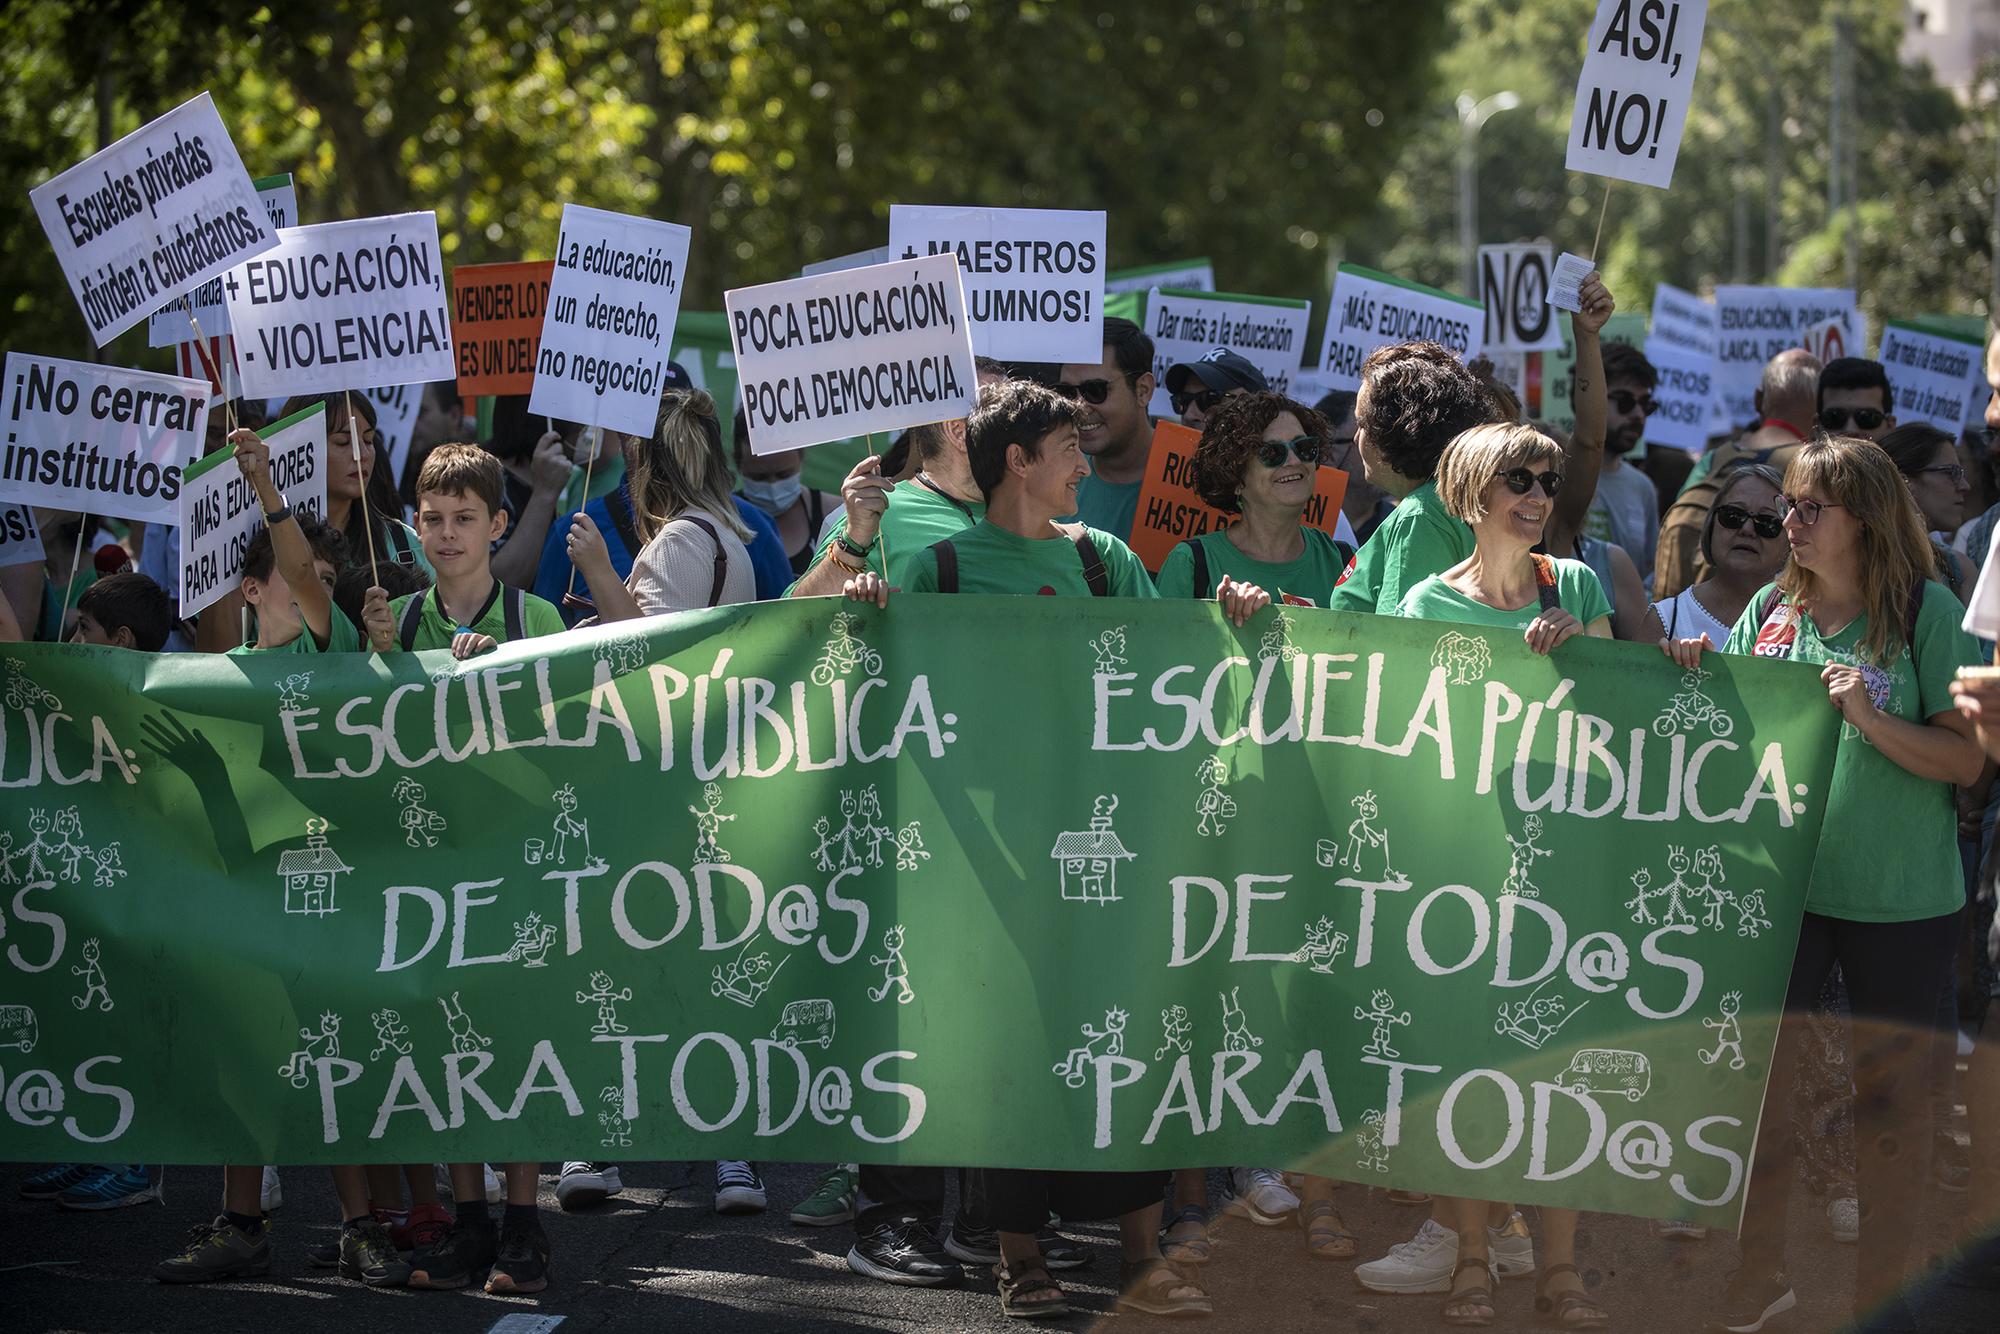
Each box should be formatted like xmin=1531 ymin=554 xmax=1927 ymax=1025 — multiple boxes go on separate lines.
xmin=1 ymin=0 xmax=1992 ymax=370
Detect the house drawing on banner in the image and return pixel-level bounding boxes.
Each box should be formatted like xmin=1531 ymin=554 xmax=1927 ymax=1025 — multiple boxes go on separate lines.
xmin=1050 ymin=795 xmax=1133 ymax=903
xmin=276 ymin=818 xmax=350 ymax=917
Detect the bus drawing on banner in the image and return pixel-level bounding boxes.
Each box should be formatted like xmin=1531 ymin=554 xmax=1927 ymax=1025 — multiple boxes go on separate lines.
xmin=1557 ymin=1048 xmax=1653 ymax=1102
xmin=770 ymin=998 xmax=836 ymax=1050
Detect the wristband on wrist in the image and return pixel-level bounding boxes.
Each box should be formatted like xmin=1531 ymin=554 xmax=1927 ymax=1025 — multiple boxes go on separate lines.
xmin=836 ymin=533 xmax=875 ymax=561
xmin=829 ymin=547 xmax=866 ymax=574
xmin=263 ymin=503 xmax=293 ymax=525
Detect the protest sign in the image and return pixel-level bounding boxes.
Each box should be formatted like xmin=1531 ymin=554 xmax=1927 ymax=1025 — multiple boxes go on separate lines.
xmin=450 ymin=260 xmax=554 ymax=398
xmin=221 ymin=213 xmax=453 ymax=399
xmin=1478 ymin=245 xmax=1565 ymax=353
xmin=727 ymin=255 xmax=977 ymax=455
xmin=1107 ymin=258 xmax=1216 ymax=295
xmin=1876 ymin=321 xmax=1987 ymax=438
xmin=366 ymin=382 xmax=425 ymax=486
xmin=147 ymin=174 xmax=298 ymax=348
xmin=176 ymin=334 xmax=241 ymax=401
xmin=1650 ymin=282 xmax=1716 ymax=359
xmin=1540 ymin=311 xmax=1648 ymax=435
xmin=1566 ymin=0 xmax=1709 ymax=189
xmin=1317 ymin=264 xmax=1483 ymax=393
xmin=802 ymin=247 xmax=891 ymax=278
xmin=1713 ymin=285 xmax=1860 ymax=427
xmin=888 ymin=205 xmax=1106 ymax=362
xmin=1127 ymin=420 xmax=1348 ymax=575
xmin=0 ymin=599 xmax=1837 ymax=1231
xmin=529 ymin=204 xmax=693 ymax=438
xmin=1641 ymin=339 xmax=1715 ymax=450
xmin=0 ymin=505 xmax=43 ymax=569
xmin=174 ymin=402 xmax=327 ymax=617
xmin=1546 ymin=252 xmax=1593 ymax=314
xmin=1144 ymin=289 xmax=1312 ymax=417
xmin=29 ymin=92 xmax=278 ymax=346
xmin=0 ymin=353 xmax=210 ymax=522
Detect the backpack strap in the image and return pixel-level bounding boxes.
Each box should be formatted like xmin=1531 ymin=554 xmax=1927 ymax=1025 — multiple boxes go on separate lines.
xmin=385 ymin=520 xmax=416 ymax=567
xmin=1904 ymin=576 xmax=1926 ymax=671
xmin=1189 ymin=538 xmax=1211 ymax=600
xmin=1062 ymin=525 xmax=1110 ymax=597
xmin=397 ymin=590 xmax=429 ymax=652
xmin=1529 ymin=552 xmax=1561 ymax=612
xmin=933 ymin=539 xmax=960 ymax=594
xmin=503 ymin=586 xmax=525 ymax=642
xmin=678 ymin=512 xmax=728 ymax=608
xmin=604 ymin=486 xmax=643 ymax=559
xmin=1933 ymin=539 xmax=1960 ymax=593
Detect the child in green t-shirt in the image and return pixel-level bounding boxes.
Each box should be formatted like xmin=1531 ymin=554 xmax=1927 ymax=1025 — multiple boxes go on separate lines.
xmin=218 ymin=428 xmax=360 ymax=657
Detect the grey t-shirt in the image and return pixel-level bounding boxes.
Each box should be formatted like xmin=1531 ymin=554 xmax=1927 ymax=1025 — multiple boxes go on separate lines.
xmin=1584 ymin=459 xmax=1660 ymax=587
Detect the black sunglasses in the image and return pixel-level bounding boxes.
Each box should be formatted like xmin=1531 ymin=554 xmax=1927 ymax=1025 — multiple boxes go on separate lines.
xmin=1172 ymin=387 xmax=1225 ymax=416
xmin=1820 ymin=406 xmax=1886 ymax=432
xmin=1053 ymin=372 xmax=1138 ymax=405
xmin=1255 ymin=435 xmax=1325 ymax=468
xmin=1496 ymin=467 xmax=1564 ymax=497
xmin=1608 ymin=390 xmax=1658 ymax=416
xmin=1713 ymin=503 xmax=1784 ymax=539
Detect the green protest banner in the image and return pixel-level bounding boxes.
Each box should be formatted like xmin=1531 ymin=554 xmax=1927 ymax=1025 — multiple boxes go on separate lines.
xmin=0 ymin=600 xmax=1835 ymax=1228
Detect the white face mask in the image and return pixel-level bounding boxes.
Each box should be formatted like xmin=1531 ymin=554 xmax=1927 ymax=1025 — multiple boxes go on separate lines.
xmin=740 ymin=474 xmax=803 ymax=516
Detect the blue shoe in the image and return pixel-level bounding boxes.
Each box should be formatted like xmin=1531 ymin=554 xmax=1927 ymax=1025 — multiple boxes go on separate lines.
xmin=58 ymin=1165 xmax=163 ymax=1211
xmin=20 ymin=1163 xmax=96 ymax=1200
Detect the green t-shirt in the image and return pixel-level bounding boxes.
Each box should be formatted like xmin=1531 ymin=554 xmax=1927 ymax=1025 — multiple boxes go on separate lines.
xmin=903 ymin=520 xmax=1158 ymax=599
xmin=799 ymin=475 xmax=985 ymax=589
xmin=1393 ymin=557 xmax=1613 ymax=631
xmin=227 ymin=606 xmax=365 ymax=656
xmin=1156 ymin=527 xmax=1353 ymax=606
xmin=1328 ymin=481 xmax=1474 ymax=614
xmin=1724 ymin=579 xmax=1980 ymax=923
xmin=387 ymin=581 xmax=567 ymax=651
xmin=1070 ymin=474 xmax=1142 ymax=544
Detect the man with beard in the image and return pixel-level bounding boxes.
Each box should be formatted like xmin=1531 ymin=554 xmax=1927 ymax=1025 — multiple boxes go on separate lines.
xmin=1057 ymin=317 xmax=1157 ymax=544
xmin=1585 ymin=341 xmax=1662 ymax=581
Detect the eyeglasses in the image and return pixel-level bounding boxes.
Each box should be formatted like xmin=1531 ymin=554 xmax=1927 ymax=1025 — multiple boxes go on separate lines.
xmin=1819 ymin=406 xmax=1886 ymax=432
xmin=1496 ymin=468 xmax=1564 ymax=497
xmin=1608 ymin=391 xmax=1658 ymax=416
xmin=1713 ymin=503 xmax=1784 ymax=539
xmin=1052 ymin=372 xmax=1138 ymax=405
xmin=1776 ymin=495 xmax=1844 ymax=526
xmin=1914 ymin=463 xmax=1969 ymax=485
xmin=1172 ymin=387 xmax=1224 ymax=416
xmin=1255 ymin=435 xmax=1325 ymax=468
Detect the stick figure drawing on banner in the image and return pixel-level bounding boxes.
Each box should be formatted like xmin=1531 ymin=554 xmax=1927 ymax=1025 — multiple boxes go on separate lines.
xmin=1354 ymin=988 xmax=1410 ymax=1059
xmin=868 ymin=925 xmax=914 ymax=1004
xmin=1699 ymin=990 xmax=1747 ymax=1071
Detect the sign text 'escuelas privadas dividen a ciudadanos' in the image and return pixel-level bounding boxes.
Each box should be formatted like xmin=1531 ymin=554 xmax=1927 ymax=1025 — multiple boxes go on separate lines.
xmin=147 ymin=174 xmax=298 ymax=349
xmin=0 ymin=598 xmax=1838 ymax=1231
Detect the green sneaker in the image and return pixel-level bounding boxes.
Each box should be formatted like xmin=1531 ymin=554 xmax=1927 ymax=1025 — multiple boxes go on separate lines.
xmin=339 ymin=1218 xmax=412 ymax=1288
xmin=154 ymin=1216 xmax=271 ymax=1284
xmin=789 ymin=1165 xmax=857 ymax=1226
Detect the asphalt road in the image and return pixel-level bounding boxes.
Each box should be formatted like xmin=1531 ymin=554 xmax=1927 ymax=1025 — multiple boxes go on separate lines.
xmin=2 ymin=1161 xmax=1995 ymax=1333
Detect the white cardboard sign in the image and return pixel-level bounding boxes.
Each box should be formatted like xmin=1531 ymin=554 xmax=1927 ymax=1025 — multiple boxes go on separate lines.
xmin=727 ymin=254 xmax=978 ymax=454
xmin=0 ymin=352 xmax=211 ymax=522
xmin=1144 ymin=289 xmax=1311 ymax=416
xmin=1713 ymin=285 xmax=1860 ymax=426
xmin=1641 ymin=338 xmax=1715 ymax=450
xmin=1649 ymin=282 xmax=1717 ymax=359
xmin=1478 ymin=245 xmax=1565 ymax=353
xmin=1878 ymin=322 xmax=1988 ymax=438
xmin=528 ymin=204 xmax=693 ymax=438
xmin=176 ymin=402 xmax=327 ymax=616
xmin=888 ymin=205 xmax=1106 ymax=362
xmin=1566 ymin=0 xmax=1709 ymax=189
xmin=0 ymin=505 xmax=44 ymax=570
xmin=30 ymin=92 xmax=279 ymax=346
xmin=1316 ymin=263 xmax=1483 ymax=392
xmin=221 ymin=213 xmax=453 ymax=399
xmin=801 ymin=247 xmax=891 ymax=278
xmin=147 ymin=174 xmax=298 ymax=347
xmin=366 ymin=382 xmax=426 ymax=488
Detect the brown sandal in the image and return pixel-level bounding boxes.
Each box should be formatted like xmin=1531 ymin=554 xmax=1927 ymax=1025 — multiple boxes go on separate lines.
xmin=1118 ymin=1257 xmax=1213 ymax=1317
xmin=1300 ymin=1199 xmax=1358 ymax=1259
xmin=1441 ymin=1255 xmax=1496 ymax=1327
xmin=995 ymin=1254 xmax=1068 ymax=1320
xmin=1535 ymin=1263 xmax=1609 ymax=1329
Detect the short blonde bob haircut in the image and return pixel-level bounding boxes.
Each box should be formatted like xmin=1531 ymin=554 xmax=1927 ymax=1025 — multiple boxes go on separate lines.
xmin=1434 ymin=423 xmax=1564 ymax=524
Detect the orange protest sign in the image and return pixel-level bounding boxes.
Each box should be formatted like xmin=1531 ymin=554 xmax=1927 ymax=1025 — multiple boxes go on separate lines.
xmin=1127 ymin=420 xmax=1349 ymax=572
xmin=451 ymin=260 xmax=554 ymax=397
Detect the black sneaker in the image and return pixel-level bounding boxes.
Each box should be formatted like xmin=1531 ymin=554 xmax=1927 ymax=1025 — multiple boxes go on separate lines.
xmin=943 ymin=1215 xmax=1000 ymax=1266
xmin=1037 ymin=1224 xmax=1089 ymax=1271
xmin=307 ymin=1238 xmax=340 ymax=1268
xmin=846 ymin=1217 xmax=961 ymax=1287
xmin=408 ymin=1219 xmax=498 ymax=1290
xmin=485 ymin=1221 xmax=550 ymax=1295
xmin=1710 ymin=1267 xmax=1797 ymax=1332
xmin=339 ymin=1218 xmax=412 ymax=1288
xmin=153 ymin=1216 xmax=271 ymax=1284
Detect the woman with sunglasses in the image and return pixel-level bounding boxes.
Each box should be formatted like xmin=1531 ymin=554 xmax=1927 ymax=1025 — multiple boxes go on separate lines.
xmin=1880 ymin=423 xmax=1976 ymax=605
xmin=1156 ymin=393 xmax=1353 ymax=605
xmin=1645 ymin=464 xmax=1787 ymax=654
xmin=1708 ymin=437 xmax=1984 ymax=1334
xmin=1389 ymin=423 xmax=1619 ymax=1329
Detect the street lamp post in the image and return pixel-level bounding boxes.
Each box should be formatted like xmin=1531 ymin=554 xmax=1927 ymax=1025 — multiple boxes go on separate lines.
xmin=1458 ymin=90 xmax=1521 ymax=296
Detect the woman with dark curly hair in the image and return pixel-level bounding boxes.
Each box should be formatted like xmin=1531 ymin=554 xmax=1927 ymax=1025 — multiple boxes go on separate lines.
xmin=1155 ymin=392 xmax=1354 ymax=604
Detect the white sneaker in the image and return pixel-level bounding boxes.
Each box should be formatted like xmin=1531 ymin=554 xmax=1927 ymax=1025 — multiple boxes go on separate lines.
xmin=715 ymin=1160 xmax=767 ymax=1214
xmin=1355 ymin=1218 xmax=1465 ymax=1293
xmin=222 ymin=1167 xmax=282 ymax=1213
xmin=556 ymin=1161 xmax=621 ymax=1211
xmin=482 ymin=1163 xmax=504 ymax=1204
xmin=1488 ymin=1210 xmax=1536 ymax=1278
xmin=1828 ymin=1196 xmax=1859 ymax=1244
xmin=1222 ymin=1166 xmax=1300 ymax=1224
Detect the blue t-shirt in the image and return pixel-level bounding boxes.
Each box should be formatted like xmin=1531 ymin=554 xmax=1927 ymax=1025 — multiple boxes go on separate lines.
xmin=533 ymin=483 xmax=787 ymax=620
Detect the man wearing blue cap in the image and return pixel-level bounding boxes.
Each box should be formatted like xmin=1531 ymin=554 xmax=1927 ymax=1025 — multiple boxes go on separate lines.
xmin=1165 ymin=347 xmax=1268 ymax=431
